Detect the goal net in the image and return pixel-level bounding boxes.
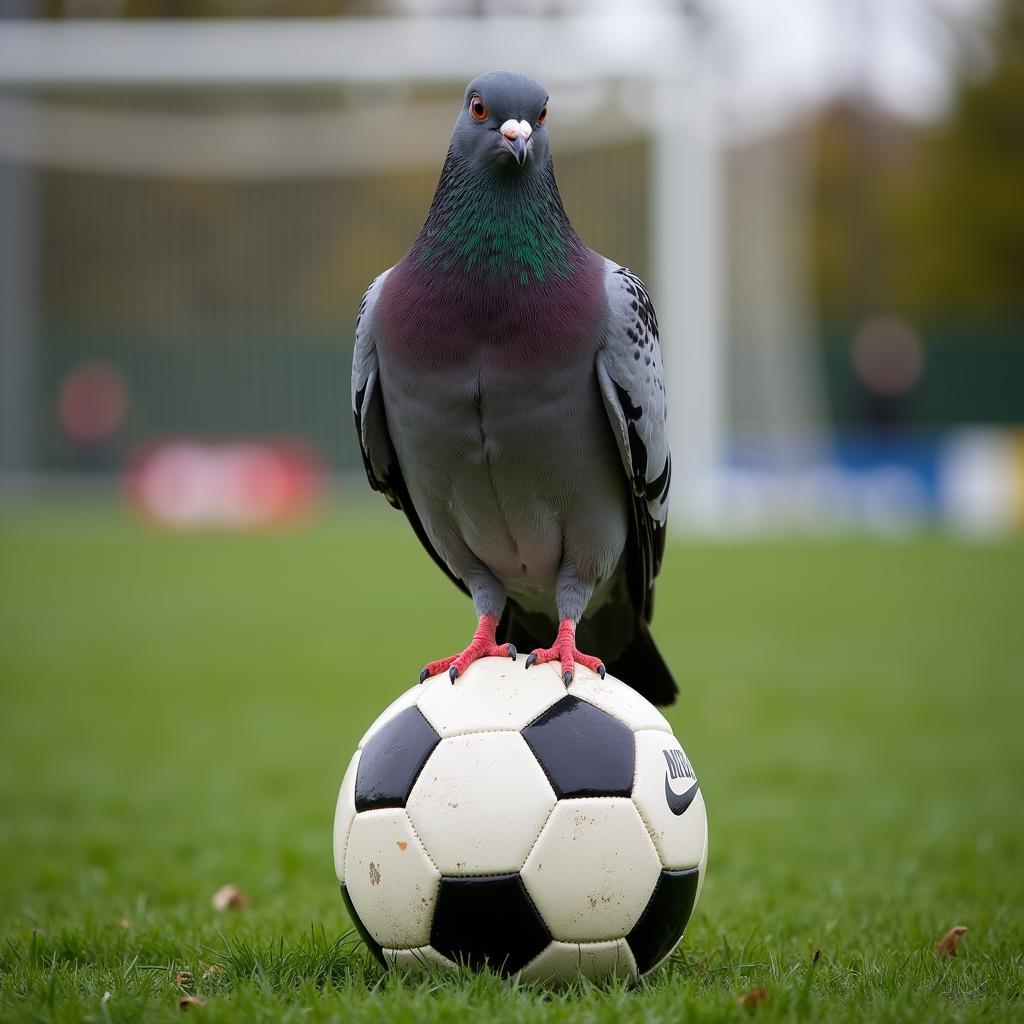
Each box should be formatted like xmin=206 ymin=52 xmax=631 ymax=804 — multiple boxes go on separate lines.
xmin=1 ymin=16 xmax=815 ymax=530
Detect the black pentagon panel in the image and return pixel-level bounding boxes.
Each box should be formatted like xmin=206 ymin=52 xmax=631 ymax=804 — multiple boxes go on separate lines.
xmin=340 ymin=883 xmax=386 ymax=968
xmin=430 ymin=874 xmax=550 ymax=976
xmin=354 ymin=706 xmax=439 ymax=811
xmin=625 ymin=867 xmax=700 ymax=975
xmin=522 ymin=695 xmax=635 ymax=798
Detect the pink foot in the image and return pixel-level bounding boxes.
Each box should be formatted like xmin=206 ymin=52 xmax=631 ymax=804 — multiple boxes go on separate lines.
xmin=524 ymin=618 xmax=606 ymax=687
xmin=419 ymin=614 xmax=516 ymax=683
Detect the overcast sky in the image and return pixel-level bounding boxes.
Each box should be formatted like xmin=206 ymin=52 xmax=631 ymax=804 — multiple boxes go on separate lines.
xmin=49 ymin=0 xmax=1007 ymax=135
xmin=700 ymin=0 xmax=997 ymax=131
xmin=390 ymin=0 xmax=998 ymax=131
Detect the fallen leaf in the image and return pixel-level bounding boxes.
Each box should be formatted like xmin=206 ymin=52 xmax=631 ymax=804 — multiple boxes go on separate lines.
xmin=202 ymin=964 xmax=223 ymax=981
xmin=178 ymin=994 xmax=205 ymax=1011
xmin=117 ymin=918 xmax=132 ymax=929
xmin=174 ymin=970 xmax=194 ymax=990
xmin=211 ymin=885 xmax=249 ymax=911
xmin=737 ymin=987 xmax=769 ymax=1012
xmin=935 ymin=925 xmax=967 ymax=957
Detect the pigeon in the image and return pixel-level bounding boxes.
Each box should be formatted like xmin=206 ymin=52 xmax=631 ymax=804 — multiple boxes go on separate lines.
xmin=352 ymin=70 xmax=676 ymax=705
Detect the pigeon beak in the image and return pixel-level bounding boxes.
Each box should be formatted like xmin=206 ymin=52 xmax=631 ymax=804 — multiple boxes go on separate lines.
xmin=509 ymin=135 xmax=530 ymax=165
xmin=499 ymin=119 xmax=533 ymax=166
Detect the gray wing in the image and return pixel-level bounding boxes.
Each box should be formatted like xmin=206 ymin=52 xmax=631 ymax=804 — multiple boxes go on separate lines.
xmin=595 ymin=262 xmax=671 ymax=622
xmin=351 ymin=270 xmax=400 ymax=507
xmin=351 ymin=269 xmax=469 ymax=597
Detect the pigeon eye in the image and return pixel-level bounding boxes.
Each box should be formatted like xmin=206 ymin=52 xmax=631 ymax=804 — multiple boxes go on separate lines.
xmin=469 ymin=95 xmax=488 ymax=122
xmin=537 ymin=102 xmax=548 ymax=126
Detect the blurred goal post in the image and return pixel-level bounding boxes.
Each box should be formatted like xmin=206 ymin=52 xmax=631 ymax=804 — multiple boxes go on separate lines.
xmin=0 ymin=15 xmax=722 ymax=528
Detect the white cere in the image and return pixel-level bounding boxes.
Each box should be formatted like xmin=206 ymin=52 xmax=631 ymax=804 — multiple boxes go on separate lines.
xmin=500 ymin=119 xmax=533 ymax=140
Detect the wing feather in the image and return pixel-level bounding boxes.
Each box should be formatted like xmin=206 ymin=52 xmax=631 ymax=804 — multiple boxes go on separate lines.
xmin=595 ymin=263 xmax=670 ymax=621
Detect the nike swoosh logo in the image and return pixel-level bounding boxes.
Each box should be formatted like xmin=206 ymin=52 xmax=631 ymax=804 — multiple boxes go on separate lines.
xmin=664 ymin=774 xmax=699 ymax=816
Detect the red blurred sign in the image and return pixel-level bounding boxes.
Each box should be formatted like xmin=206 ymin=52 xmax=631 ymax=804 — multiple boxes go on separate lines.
xmin=127 ymin=438 xmax=323 ymax=530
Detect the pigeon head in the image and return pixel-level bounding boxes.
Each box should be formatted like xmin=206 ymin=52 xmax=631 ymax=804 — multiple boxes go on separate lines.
xmin=450 ymin=71 xmax=550 ymax=173
xmin=408 ymin=70 xmax=585 ymax=285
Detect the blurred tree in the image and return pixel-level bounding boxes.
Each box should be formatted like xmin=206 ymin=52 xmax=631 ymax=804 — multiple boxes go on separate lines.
xmin=811 ymin=0 xmax=1024 ymax=328
xmin=899 ymin=0 xmax=1024 ymax=318
xmin=810 ymin=100 xmax=909 ymax=320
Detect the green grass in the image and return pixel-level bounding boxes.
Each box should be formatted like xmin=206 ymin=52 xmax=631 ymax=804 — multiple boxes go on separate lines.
xmin=1 ymin=498 xmax=1022 ymax=1022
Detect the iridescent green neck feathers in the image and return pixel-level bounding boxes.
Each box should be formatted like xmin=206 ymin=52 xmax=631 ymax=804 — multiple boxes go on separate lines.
xmin=412 ymin=152 xmax=585 ymax=285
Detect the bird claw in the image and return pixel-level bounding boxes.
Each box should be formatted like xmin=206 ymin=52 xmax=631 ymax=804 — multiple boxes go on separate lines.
xmin=524 ymin=620 xmax=605 ymax=689
xmin=418 ymin=614 xmax=517 ymax=684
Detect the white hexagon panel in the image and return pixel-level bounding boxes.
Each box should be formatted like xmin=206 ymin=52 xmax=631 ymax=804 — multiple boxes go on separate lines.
xmin=521 ymin=798 xmax=661 ymax=942
xmin=381 ymin=946 xmax=457 ymax=972
xmin=343 ymin=808 xmax=439 ymax=949
xmin=332 ymin=750 xmax=360 ymax=884
xmin=631 ymin=730 xmax=707 ymax=870
xmin=407 ymin=731 xmax=556 ymax=874
xmin=416 ymin=656 xmax=566 ymax=736
xmin=518 ymin=939 xmax=637 ymax=984
xmin=696 ymin=816 xmax=710 ymax=903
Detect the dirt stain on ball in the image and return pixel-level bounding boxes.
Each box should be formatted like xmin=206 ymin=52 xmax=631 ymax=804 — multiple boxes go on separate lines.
xmin=368 ymin=862 xmax=381 ymax=886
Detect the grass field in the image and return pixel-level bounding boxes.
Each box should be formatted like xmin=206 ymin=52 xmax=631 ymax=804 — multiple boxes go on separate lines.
xmin=1 ymin=497 xmax=1022 ymax=1022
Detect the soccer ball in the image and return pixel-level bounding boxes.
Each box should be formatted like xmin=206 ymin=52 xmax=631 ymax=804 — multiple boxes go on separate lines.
xmin=333 ymin=657 xmax=708 ymax=982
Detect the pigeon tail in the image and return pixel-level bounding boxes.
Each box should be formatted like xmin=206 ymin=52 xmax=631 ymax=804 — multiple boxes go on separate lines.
xmin=604 ymin=618 xmax=678 ymax=707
